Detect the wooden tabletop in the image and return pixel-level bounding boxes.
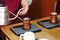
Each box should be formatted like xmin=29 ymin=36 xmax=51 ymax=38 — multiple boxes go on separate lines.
xmin=1 ymin=15 xmax=60 ymax=40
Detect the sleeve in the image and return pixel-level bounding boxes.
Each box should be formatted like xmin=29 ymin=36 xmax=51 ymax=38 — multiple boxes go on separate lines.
xmin=28 ymin=0 xmax=33 ymax=6
xmin=21 ymin=0 xmax=32 ymax=6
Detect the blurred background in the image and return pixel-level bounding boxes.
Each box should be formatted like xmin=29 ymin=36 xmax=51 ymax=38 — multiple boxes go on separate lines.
xmin=28 ymin=0 xmax=57 ymax=20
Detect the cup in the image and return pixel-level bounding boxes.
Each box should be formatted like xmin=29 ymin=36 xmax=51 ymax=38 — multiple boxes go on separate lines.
xmin=39 ymin=38 xmax=48 ymax=40
xmin=20 ymin=32 xmax=35 ymax=40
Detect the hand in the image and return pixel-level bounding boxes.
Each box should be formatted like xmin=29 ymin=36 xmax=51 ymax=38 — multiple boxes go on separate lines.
xmin=18 ymin=0 xmax=29 ymax=15
xmin=18 ymin=6 xmax=29 ymax=15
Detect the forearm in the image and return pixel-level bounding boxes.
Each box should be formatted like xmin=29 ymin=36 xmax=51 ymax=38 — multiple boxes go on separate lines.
xmin=21 ymin=0 xmax=29 ymax=8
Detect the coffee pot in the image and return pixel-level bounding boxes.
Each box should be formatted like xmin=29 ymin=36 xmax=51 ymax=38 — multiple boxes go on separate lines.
xmin=0 ymin=6 xmax=22 ymax=25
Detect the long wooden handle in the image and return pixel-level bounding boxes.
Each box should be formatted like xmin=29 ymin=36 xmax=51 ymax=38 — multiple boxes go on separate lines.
xmin=54 ymin=1 xmax=57 ymax=12
xmin=9 ymin=11 xmax=23 ymax=21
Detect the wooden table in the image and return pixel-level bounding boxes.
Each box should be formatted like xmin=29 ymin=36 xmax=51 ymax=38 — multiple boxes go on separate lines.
xmin=1 ymin=15 xmax=60 ymax=40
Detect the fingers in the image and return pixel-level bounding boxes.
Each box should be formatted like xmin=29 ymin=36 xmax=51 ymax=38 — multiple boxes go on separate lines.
xmin=17 ymin=8 xmax=25 ymax=15
xmin=18 ymin=7 xmax=29 ymax=15
xmin=19 ymin=11 xmax=27 ymax=15
xmin=20 ymin=10 xmax=27 ymax=15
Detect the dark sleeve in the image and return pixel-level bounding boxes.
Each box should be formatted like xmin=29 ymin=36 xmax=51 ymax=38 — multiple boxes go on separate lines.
xmin=56 ymin=0 xmax=60 ymax=14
